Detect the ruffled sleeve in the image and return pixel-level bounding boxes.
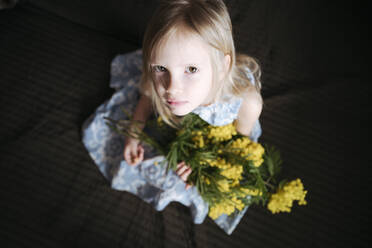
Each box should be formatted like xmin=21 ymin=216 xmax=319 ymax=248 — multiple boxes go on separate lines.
xmin=191 ymin=95 xmax=243 ymax=126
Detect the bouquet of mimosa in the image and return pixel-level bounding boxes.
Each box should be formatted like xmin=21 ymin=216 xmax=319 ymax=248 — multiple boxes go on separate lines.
xmin=104 ymin=107 xmax=307 ymax=219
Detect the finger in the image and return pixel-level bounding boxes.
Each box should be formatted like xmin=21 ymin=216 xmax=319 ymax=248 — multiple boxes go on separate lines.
xmin=176 ymin=162 xmax=186 ymax=173
xmin=132 ymin=146 xmax=144 ymax=166
xmin=180 ymin=167 xmax=192 ymax=181
xmin=124 ymin=146 xmax=129 ymax=160
xmin=131 ymin=150 xmax=141 ymax=166
xmin=176 ymin=164 xmax=188 ymax=176
xmin=137 ymin=145 xmax=144 ymax=161
xmin=176 ymin=161 xmax=185 ymax=169
xmin=128 ymin=149 xmax=140 ymax=166
xmin=124 ymin=148 xmax=133 ymax=165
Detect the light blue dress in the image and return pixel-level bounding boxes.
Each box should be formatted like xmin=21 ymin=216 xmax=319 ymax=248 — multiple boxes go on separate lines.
xmin=81 ymin=49 xmax=262 ymax=235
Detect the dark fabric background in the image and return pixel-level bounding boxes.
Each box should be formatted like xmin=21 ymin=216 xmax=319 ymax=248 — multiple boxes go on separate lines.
xmin=0 ymin=0 xmax=370 ymax=247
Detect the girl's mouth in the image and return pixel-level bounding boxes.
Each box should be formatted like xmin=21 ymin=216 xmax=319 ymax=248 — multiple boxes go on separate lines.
xmin=167 ymin=100 xmax=187 ymax=106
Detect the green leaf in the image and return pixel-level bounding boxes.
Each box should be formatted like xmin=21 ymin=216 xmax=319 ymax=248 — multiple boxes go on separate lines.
xmin=266 ymin=156 xmax=274 ymax=176
xmin=278 ymin=179 xmax=288 ymax=190
xmin=120 ymin=106 xmax=133 ymax=119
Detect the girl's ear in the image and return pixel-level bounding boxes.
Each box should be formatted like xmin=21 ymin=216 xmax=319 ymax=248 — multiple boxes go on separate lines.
xmin=224 ymin=54 xmax=231 ymax=71
xmin=219 ymin=54 xmax=231 ymax=80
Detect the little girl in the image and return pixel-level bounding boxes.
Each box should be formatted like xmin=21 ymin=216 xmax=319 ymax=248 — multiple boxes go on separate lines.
xmin=82 ymin=0 xmax=263 ymax=235
xmin=125 ymin=0 xmax=263 ymax=178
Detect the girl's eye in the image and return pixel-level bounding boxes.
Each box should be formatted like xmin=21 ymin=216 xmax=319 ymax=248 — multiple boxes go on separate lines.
xmin=186 ymin=66 xmax=198 ymax=74
xmin=153 ymin=65 xmax=166 ymax=72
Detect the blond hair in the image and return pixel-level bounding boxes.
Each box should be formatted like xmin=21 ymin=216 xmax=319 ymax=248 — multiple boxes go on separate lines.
xmin=140 ymin=0 xmax=262 ymax=127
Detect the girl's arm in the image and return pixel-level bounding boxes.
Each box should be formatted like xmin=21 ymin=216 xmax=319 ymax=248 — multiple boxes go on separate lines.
xmin=123 ymin=86 xmax=153 ymax=166
xmin=235 ymin=89 xmax=263 ymax=137
xmin=132 ymin=78 xmax=153 ymax=127
xmin=131 ymin=93 xmax=153 ymax=130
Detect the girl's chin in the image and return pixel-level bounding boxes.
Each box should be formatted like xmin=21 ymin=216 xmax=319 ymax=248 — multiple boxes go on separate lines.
xmin=172 ymin=110 xmax=191 ymax=116
xmin=170 ymin=107 xmax=192 ymax=116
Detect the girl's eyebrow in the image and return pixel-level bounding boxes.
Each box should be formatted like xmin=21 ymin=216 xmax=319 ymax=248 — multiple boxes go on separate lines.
xmin=151 ymin=63 xmax=165 ymax=66
xmin=151 ymin=62 xmax=200 ymax=67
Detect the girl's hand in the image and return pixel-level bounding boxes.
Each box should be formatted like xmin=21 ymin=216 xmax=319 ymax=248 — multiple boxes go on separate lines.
xmin=124 ymin=137 xmax=144 ymax=166
xmin=176 ymin=161 xmax=192 ymax=190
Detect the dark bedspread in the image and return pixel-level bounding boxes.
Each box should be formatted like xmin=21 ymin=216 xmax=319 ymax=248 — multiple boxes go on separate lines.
xmin=0 ymin=0 xmax=369 ymax=247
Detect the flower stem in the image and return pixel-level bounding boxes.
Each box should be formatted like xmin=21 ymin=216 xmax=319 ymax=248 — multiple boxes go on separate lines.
xmin=264 ymin=181 xmax=275 ymax=190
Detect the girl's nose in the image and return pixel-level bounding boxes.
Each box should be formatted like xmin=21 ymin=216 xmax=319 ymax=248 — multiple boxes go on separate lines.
xmin=166 ymin=73 xmax=183 ymax=95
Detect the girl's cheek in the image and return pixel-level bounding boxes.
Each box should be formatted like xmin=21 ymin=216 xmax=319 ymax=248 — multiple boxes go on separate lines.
xmin=153 ymin=73 xmax=164 ymax=81
xmin=154 ymin=74 xmax=169 ymax=89
xmin=184 ymin=75 xmax=201 ymax=87
xmin=155 ymin=81 xmax=165 ymax=93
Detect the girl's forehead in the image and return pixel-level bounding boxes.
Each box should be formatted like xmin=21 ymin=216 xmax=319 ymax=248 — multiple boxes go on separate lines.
xmin=151 ymin=30 xmax=212 ymax=65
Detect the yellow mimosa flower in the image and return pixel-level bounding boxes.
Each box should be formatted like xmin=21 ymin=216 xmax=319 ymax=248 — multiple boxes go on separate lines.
xmin=207 ymin=123 xmax=237 ymax=143
xmin=217 ymin=179 xmax=230 ymax=192
xmin=267 ymin=178 xmax=307 ymax=214
xmin=240 ymin=187 xmax=262 ymax=196
xmin=229 ymin=138 xmax=265 ymax=167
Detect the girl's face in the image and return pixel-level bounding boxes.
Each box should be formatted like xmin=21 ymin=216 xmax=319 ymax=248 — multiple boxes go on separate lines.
xmin=151 ymin=30 xmax=214 ymax=116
